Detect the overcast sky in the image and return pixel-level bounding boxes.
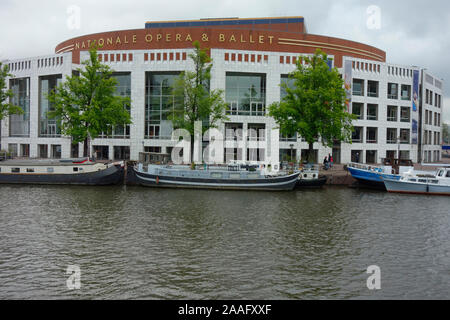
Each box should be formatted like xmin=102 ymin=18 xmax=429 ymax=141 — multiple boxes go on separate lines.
xmin=0 ymin=0 xmax=448 ymax=122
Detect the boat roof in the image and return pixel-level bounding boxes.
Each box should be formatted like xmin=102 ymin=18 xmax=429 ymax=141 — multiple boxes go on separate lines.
xmin=0 ymin=158 xmax=98 ymax=166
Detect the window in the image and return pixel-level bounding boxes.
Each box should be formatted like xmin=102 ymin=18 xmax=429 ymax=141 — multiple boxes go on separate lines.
xmin=399 ymin=151 xmax=410 ymax=160
xmin=247 ymin=124 xmax=265 ymax=141
xmin=366 ymin=150 xmax=377 ymax=164
xmin=145 ymin=72 xmax=182 ymax=139
xmin=226 ymin=73 xmax=266 ymax=116
xmin=51 ymin=145 xmax=62 ymax=159
xmin=225 ymin=123 xmax=243 ymax=141
xmin=280 ymin=75 xmax=295 ymax=100
xmin=99 ymin=73 xmax=131 ymax=139
xmin=387 ymin=106 xmax=398 ymax=121
xmin=386 ymin=128 xmax=397 ymax=144
xmin=113 ymin=146 xmax=130 ymax=160
xmin=9 ymin=78 xmax=30 ymax=137
xmin=352 ymin=79 xmax=364 ymax=96
xmin=352 ymin=127 xmax=363 ymax=143
xmin=39 ymin=75 xmax=62 ymax=137
xmin=93 ymin=146 xmax=109 ymax=160
xmin=352 ymin=103 xmax=364 ymax=120
xmin=280 ymin=132 xmax=297 ymax=142
xmin=47 ymin=168 xmax=54 ymax=173
xmin=38 ymin=144 xmax=48 ymax=158
xmin=367 ymin=81 xmax=379 ymax=97
xmin=400 ymin=107 xmax=411 ymax=122
xmin=387 ymin=83 xmax=398 ymax=99
xmin=11 ymin=168 xmax=20 ymax=173
xmin=144 ymin=146 xmax=162 ymax=153
xmin=26 ymin=168 xmax=34 ymax=173
xmin=8 ymin=144 xmax=18 ymax=157
xmin=400 ymin=129 xmax=410 ymax=144
xmin=401 ymin=84 xmax=411 ymax=100
xmin=367 ymin=104 xmax=378 ymax=120
xmin=366 ymin=127 xmax=378 ymax=144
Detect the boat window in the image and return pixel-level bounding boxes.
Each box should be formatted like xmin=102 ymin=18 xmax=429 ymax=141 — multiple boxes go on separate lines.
xmin=73 ymin=167 xmax=79 ymax=172
xmin=430 ymin=180 xmax=439 ymax=184
xmin=211 ymin=172 xmax=223 ymax=179
xmin=47 ymin=168 xmax=54 ymax=173
xmin=438 ymin=170 xmax=444 ymax=177
xmin=418 ymin=179 xmax=427 ymax=183
xmin=0 ymin=168 xmax=2 ymax=173
xmin=446 ymin=171 xmax=450 ymax=178
xmin=26 ymin=168 xmax=34 ymax=173
xmin=230 ymin=173 xmax=241 ymax=179
xmin=248 ymin=174 xmax=259 ymax=179
xmin=408 ymin=179 xmax=416 ymax=182
xmin=11 ymin=168 xmax=20 ymax=173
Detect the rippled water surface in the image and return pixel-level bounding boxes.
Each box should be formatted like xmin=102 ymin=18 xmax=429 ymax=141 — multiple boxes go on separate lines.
xmin=0 ymin=184 xmax=449 ymax=299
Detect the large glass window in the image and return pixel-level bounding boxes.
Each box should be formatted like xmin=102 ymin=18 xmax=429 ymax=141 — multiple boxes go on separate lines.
xmin=9 ymin=78 xmax=30 ymax=137
xmin=400 ymin=107 xmax=411 ymax=123
xmin=145 ymin=72 xmax=181 ymax=139
xmin=352 ymin=79 xmax=364 ymax=96
xmin=39 ymin=75 xmax=62 ymax=137
xmin=387 ymin=83 xmax=398 ymax=99
xmin=366 ymin=127 xmax=378 ymax=144
xmin=386 ymin=128 xmax=397 ymax=144
xmin=352 ymin=127 xmax=363 ymax=143
xmin=401 ymin=84 xmax=411 ymax=100
xmin=352 ymin=103 xmax=364 ymax=120
xmin=99 ymin=72 xmax=131 ymax=139
xmin=367 ymin=104 xmax=378 ymax=121
xmin=387 ymin=105 xmax=398 ymax=122
xmin=367 ymin=80 xmax=379 ymax=97
xmin=400 ymin=129 xmax=410 ymax=144
xmin=280 ymin=74 xmax=295 ymax=100
xmin=226 ymin=72 xmax=266 ymax=116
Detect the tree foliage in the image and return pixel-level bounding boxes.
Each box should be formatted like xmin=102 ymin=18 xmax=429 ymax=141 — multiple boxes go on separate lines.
xmin=268 ymin=49 xmax=355 ymax=162
xmin=170 ymin=41 xmax=228 ymax=162
xmin=48 ymin=46 xmax=131 ymax=157
xmin=443 ymin=123 xmax=449 ymax=144
xmin=0 ymin=62 xmax=24 ymax=121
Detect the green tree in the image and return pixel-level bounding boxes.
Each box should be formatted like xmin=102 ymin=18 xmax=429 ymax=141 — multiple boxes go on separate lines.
xmin=0 ymin=62 xmax=24 ymax=121
xmin=48 ymin=46 xmax=131 ymax=158
xmin=443 ymin=123 xmax=449 ymax=144
xmin=269 ymin=49 xmax=355 ymax=163
xmin=170 ymin=41 xmax=228 ymax=164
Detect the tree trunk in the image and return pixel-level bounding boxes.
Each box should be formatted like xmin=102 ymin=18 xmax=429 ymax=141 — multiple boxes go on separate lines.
xmin=83 ymin=137 xmax=90 ymax=159
xmin=308 ymin=142 xmax=314 ymax=164
xmin=190 ymin=134 xmax=195 ymax=166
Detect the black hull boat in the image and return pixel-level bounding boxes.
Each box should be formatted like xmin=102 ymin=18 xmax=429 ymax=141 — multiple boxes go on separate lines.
xmin=297 ymin=176 xmax=327 ymax=188
xmin=0 ymin=158 xmax=124 ymax=186
xmin=296 ymin=165 xmax=327 ymax=188
xmin=133 ymin=164 xmax=300 ymax=191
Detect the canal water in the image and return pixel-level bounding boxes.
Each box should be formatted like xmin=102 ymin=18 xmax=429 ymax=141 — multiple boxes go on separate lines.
xmin=0 ymin=185 xmax=448 ymax=299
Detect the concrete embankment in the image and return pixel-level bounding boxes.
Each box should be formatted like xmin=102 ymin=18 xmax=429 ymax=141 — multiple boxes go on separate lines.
xmin=320 ymin=165 xmax=356 ymax=186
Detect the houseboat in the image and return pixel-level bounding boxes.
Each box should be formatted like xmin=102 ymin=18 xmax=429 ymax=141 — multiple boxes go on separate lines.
xmin=0 ymin=158 xmax=124 ymax=185
xmin=383 ymin=165 xmax=450 ymax=196
xmin=347 ymin=158 xmax=414 ymax=189
xmin=296 ymin=164 xmax=327 ymax=188
xmin=133 ymin=162 xmax=300 ymax=191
